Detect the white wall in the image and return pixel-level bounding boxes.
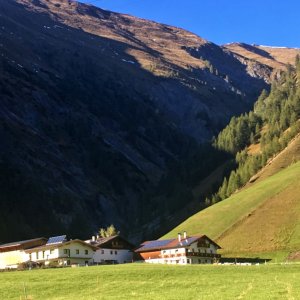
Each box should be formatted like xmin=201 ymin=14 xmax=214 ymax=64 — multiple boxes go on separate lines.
xmin=58 ymin=242 xmax=94 ymax=260
xmin=30 ymin=241 xmax=94 ymax=265
xmin=30 ymin=248 xmax=59 ymax=261
xmin=93 ymin=248 xmax=133 ymax=264
xmin=0 ymin=250 xmax=29 ymax=269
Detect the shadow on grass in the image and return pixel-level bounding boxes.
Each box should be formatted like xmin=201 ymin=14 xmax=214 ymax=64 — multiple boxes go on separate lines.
xmin=220 ymin=257 xmax=272 ymax=264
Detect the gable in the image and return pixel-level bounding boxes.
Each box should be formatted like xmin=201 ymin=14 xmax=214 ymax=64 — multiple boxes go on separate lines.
xmin=96 ymin=236 xmax=134 ymax=250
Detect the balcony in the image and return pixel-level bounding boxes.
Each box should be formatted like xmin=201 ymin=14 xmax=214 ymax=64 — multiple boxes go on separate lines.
xmin=197 ymin=243 xmax=210 ymax=248
xmin=186 ymin=252 xmax=221 ymax=258
xmin=161 ymin=253 xmax=221 ymax=259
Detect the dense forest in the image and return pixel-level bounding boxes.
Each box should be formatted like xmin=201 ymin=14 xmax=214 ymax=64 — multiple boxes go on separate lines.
xmin=208 ymin=55 xmax=300 ymax=204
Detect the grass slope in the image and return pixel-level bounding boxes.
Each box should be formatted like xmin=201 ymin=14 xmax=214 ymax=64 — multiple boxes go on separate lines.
xmin=247 ymin=133 xmax=300 ymax=186
xmin=163 ymin=161 xmax=300 ymax=261
xmin=0 ymin=264 xmax=300 ymax=299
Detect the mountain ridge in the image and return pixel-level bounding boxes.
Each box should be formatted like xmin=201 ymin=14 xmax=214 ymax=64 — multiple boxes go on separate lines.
xmin=0 ymin=0 xmax=299 ymax=243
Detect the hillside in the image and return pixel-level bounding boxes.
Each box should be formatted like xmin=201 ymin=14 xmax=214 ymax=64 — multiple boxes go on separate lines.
xmin=223 ymin=43 xmax=300 ymax=78
xmin=163 ymin=157 xmax=300 ymax=261
xmin=0 ymin=0 xmax=299 ymax=243
xmin=163 ymin=53 xmax=300 ymax=261
xmin=247 ymin=133 xmax=300 ymax=185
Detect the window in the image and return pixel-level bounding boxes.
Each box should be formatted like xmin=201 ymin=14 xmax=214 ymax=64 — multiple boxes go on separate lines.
xmin=64 ymin=249 xmax=68 ymax=254
xmin=115 ymin=251 xmax=117 ymax=255
xmin=110 ymin=250 xmax=113 ymax=255
xmin=36 ymin=252 xmax=39 ymax=259
xmin=42 ymin=251 xmax=45 ymax=258
xmin=76 ymin=249 xmax=79 ymax=255
xmin=85 ymin=250 xmax=88 ymax=255
xmin=101 ymin=249 xmax=104 ymax=254
xmin=187 ymin=259 xmax=190 ymax=264
xmin=50 ymin=249 xmax=54 ymax=255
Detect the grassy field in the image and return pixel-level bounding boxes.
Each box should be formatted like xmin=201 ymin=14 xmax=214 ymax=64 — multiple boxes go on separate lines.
xmin=0 ymin=264 xmax=300 ymax=300
xmin=163 ymin=161 xmax=300 ymax=261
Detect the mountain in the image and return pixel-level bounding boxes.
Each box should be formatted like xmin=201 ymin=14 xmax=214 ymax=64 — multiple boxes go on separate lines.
xmin=0 ymin=0 xmax=299 ymax=242
xmin=163 ymin=62 xmax=300 ymax=261
xmin=163 ymin=151 xmax=300 ymax=261
xmin=223 ymin=43 xmax=299 ymax=77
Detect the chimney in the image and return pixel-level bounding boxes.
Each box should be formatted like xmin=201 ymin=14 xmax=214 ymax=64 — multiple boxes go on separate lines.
xmin=92 ymin=236 xmax=95 ymax=242
xmin=183 ymin=231 xmax=187 ymax=239
xmin=178 ymin=233 xmax=181 ymax=242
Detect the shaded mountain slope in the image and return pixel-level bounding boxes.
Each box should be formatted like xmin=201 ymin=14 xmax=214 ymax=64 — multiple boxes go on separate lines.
xmin=0 ymin=0 xmax=298 ymax=242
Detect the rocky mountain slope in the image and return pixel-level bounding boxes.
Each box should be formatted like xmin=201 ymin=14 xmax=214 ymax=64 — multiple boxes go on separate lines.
xmin=0 ymin=0 xmax=298 ymax=242
xmin=224 ymin=43 xmax=300 ymax=79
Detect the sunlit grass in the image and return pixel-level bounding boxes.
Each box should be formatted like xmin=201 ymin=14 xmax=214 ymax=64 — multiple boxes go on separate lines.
xmin=0 ymin=264 xmax=300 ymax=299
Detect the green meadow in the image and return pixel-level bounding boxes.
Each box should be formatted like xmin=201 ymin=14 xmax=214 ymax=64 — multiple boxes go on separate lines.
xmin=1 ymin=263 xmax=300 ymax=300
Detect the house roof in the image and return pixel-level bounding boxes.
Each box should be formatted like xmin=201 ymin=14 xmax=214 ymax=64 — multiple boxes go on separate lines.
xmin=0 ymin=238 xmax=47 ymax=252
xmin=135 ymin=235 xmax=221 ymax=252
xmin=25 ymin=239 xmax=98 ymax=253
xmin=94 ymin=235 xmax=118 ymax=245
xmin=87 ymin=235 xmax=135 ymax=249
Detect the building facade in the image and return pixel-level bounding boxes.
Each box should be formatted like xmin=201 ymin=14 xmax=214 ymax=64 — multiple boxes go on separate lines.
xmin=0 ymin=238 xmax=47 ymax=269
xmin=135 ymin=232 xmax=221 ymax=265
xmin=25 ymin=239 xmax=97 ymax=267
xmin=86 ymin=235 xmax=134 ymax=264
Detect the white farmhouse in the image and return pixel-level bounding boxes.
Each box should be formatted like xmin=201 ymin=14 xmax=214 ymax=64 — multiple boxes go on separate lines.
xmin=86 ymin=235 xmax=134 ymax=264
xmin=135 ymin=232 xmax=221 ymax=264
xmin=25 ymin=236 xmax=97 ymax=267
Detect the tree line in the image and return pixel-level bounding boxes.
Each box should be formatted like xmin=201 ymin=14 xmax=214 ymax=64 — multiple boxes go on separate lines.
xmin=206 ymin=55 xmax=300 ymax=204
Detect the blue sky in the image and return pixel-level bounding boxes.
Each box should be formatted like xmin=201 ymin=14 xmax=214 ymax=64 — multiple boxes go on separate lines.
xmin=79 ymin=0 xmax=300 ymax=48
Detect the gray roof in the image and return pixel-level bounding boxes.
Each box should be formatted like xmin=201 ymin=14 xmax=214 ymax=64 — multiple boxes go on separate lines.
xmin=0 ymin=237 xmax=46 ymax=249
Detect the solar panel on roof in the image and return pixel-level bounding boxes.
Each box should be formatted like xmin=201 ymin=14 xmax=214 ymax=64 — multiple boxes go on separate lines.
xmin=139 ymin=239 xmax=173 ymax=250
xmin=46 ymin=235 xmax=66 ymax=245
xmin=149 ymin=240 xmax=171 ymax=247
